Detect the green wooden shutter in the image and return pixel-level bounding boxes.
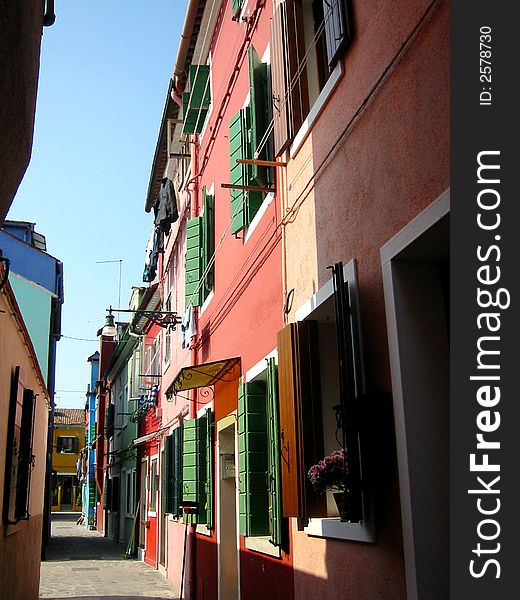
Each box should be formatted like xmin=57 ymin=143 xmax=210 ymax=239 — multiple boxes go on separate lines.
xmin=163 ymin=435 xmax=173 ymax=514
xmin=230 ymin=110 xmax=247 ymax=234
xmin=238 ymin=381 xmax=269 ymax=536
xmin=202 ymin=187 xmax=214 ymax=298
xmin=266 ymin=358 xmax=283 ymax=546
xmin=205 ymin=408 xmax=214 ymax=529
xmin=182 ymin=416 xmax=208 ymax=524
xmin=172 ymin=426 xmax=182 ymax=517
xmin=182 ymin=65 xmax=211 ymax=134
xmin=185 ymin=216 xmax=203 ymax=307
xmin=232 ymin=0 xmax=242 ymax=20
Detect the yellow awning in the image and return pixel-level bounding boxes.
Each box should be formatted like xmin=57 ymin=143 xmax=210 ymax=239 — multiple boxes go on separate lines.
xmin=168 ymin=357 xmax=241 ymax=396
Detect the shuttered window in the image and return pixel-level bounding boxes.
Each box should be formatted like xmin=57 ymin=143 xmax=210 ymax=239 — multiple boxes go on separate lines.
xmin=238 ymin=366 xmax=283 ymax=545
xmin=185 ymin=216 xmax=203 ymax=307
xmin=182 ymin=410 xmax=213 ymax=527
xmin=266 ymin=359 xmax=283 ymax=546
xmin=322 ymin=0 xmax=353 ymax=68
xmin=182 ymin=65 xmax=211 ymax=135
xmin=3 ymin=367 xmax=37 ymax=525
xmin=248 ymin=46 xmax=274 ymax=187
xmin=229 ymin=107 xmax=264 ymax=236
xmin=269 ymin=0 xmax=353 ymax=155
xmin=276 ymin=321 xmax=327 ymax=519
xmin=185 ymin=188 xmax=214 ymax=307
xmin=231 ymin=0 xmax=243 ymax=20
xmin=238 ymin=381 xmax=269 ymax=537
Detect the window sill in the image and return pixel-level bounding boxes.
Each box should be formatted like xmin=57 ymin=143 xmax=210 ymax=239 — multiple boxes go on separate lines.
xmin=245 ymin=536 xmax=281 ymax=558
xmin=196 ymin=523 xmax=212 ymax=537
xmin=244 ymin=192 xmax=275 ymax=245
xmin=304 ymin=517 xmax=375 ymax=543
xmin=290 ymin=62 xmax=344 ymax=159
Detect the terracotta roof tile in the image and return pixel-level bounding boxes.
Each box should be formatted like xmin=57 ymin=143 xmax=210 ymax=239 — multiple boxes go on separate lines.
xmin=54 ymin=408 xmax=84 ymax=426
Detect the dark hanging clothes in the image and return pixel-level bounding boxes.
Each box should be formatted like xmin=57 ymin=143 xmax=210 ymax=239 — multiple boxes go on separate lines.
xmin=153 ymin=177 xmax=179 ymax=236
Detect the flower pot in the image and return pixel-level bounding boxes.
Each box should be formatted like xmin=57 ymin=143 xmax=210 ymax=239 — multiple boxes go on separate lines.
xmin=333 ymin=492 xmax=349 ymax=522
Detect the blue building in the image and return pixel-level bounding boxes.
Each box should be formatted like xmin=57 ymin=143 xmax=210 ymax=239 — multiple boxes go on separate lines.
xmin=84 ymin=351 xmax=100 ymax=528
xmin=0 ymin=220 xmax=64 ymax=554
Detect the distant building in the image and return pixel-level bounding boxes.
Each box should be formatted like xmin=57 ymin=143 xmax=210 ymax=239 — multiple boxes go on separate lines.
xmin=51 ymin=409 xmax=85 ymax=512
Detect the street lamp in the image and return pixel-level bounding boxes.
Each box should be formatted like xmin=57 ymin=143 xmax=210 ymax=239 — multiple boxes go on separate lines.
xmin=101 ymin=306 xmax=182 ymax=337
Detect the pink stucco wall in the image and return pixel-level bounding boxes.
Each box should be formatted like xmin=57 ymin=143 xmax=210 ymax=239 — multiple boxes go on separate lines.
xmin=0 ymin=282 xmax=49 ymax=600
xmin=282 ymin=0 xmax=449 ymax=598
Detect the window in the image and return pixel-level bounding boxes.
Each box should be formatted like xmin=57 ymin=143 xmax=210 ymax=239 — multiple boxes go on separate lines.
xmin=277 ymin=260 xmax=374 ymax=541
xmin=185 ymin=187 xmax=214 ymax=307
xmin=57 ymin=436 xmax=79 ymax=454
xmin=182 ymin=409 xmax=213 ymax=527
xmin=125 ymin=470 xmax=136 ymax=516
xmin=163 ymin=427 xmax=183 ymax=517
xmin=229 ymin=46 xmax=275 ymax=236
xmin=231 ymin=0 xmax=244 ymax=21
xmin=238 ymin=357 xmax=283 ymax=547
xmin=149 ymin=458 xmax=158 ymax=514
xmin=182 ymin=65 xmax=211 ymax=135
xmin=270 ymin=0 xmax=354 ymax=155
xmin=3 ymin=367 xmax=36 ymax=524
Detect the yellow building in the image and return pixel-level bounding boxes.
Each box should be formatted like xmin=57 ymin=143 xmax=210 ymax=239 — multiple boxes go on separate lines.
xmin=51 ymin=409 xmax=85 ymax=512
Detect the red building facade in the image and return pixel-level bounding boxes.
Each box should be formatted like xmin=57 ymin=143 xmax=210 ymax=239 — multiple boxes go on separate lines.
xmin=135 ymin=0 xmax=450 ymax=599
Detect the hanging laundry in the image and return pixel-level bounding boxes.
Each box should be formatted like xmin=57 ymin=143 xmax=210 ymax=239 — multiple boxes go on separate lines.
xmin=153 ymin=177 xmax=179 ymax=236
xmin=148 ymin=384 xmax=159 ymax=406
xmin=181 ymin=304 xmax=196 ymax=349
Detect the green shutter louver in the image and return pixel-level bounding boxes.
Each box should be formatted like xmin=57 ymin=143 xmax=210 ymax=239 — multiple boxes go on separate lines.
xmin=238 ymin=381 xmax=269 ymax=537
xmin=185 ymin=216 xmax=203 ymax=307
xmin=202 ymin=187 xmax=215 ymax=296
xmin=182 ymin=412 xmax=213 ymax=526
xmin=182 ymin=65 xmax=211 ymax=134
xmin=232 ymin=0 xmax=242 ymax=20
xmin=229 ymin=108 xmax=263 ymax=235
xmin=266 ymin=358 xmax=283 ymax=546
xmin=230 ymin=110 xmax=247 ymax=235
xmin=205 ymin=408 xmax=214 ymax=529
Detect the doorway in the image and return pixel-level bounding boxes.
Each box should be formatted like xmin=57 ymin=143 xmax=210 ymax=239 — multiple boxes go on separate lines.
xmin=382 ymin=190 xmax=450 ymax=600
xmin=217 ymin=416 xmax=239 ymax=600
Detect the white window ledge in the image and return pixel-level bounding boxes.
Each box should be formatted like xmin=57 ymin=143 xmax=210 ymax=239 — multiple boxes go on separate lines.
xmin=245 ymin=536 xmax=281 ymax=558
xmin=244 ymin=192 xmax=274 ymax=244
xmin=290 ymin=62 xmax=344 ymax=159
xmin=196 ymin=523 xmax=212 ymax=537
xmin=304 ymin=517 xmax=375 ymax=543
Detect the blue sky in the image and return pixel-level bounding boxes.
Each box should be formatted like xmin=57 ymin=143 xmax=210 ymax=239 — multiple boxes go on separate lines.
xmin=8 ymin=1 xmax=188 ymax=408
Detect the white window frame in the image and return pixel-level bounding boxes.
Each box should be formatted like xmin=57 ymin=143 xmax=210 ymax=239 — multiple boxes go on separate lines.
xmin=148 ymin=454 xmax=159 ymax=517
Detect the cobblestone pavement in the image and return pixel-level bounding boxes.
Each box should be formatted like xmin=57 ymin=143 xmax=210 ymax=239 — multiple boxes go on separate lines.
xmin=39 ymin=513 xmax=178 ymax=600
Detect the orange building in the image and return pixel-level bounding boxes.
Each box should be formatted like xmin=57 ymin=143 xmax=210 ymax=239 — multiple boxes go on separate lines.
xmin=51 ymin=409 xmax=85 ymax=512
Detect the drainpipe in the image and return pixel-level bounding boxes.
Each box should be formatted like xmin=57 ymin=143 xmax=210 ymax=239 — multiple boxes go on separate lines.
xmin=173 ymin=0 xmax=203 ymax=84
xmin=185 ymin=132 xmax=200 ymax=600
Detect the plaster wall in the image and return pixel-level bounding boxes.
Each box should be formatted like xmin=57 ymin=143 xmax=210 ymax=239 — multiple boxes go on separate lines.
xmin=0 ymin=1 xmax=43 ymax=222
xmin=0 ymin=287 xmax=49 ymax=600
xmin=282 ymin=1 xmax=449 ymax=598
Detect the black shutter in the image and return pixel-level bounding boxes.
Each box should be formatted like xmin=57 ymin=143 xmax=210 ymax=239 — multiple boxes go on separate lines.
xmin=322 ymin=0 xmax=354 ymax=68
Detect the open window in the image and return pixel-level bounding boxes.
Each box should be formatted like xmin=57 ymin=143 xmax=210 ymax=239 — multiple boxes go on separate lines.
xmin=238 ymin=357 xmax=283 ymax=552
xmin=277 ymin=260 xmax=374 ymax=542
xmin=270 ymin=0 xmax=354 ymax=155
xmin=229 ymin=46 xmax=275 ymax=236
xmin=182 ymin=408 xmax=214 ymax=528
xmin=185 ymin=187 xmax=214 ymax=307
xmin=182 ymin=65 xmax=211 ymax=135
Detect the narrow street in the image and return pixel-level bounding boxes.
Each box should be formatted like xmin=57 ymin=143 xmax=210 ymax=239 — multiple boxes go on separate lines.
xmin=39 ymin=513 xmax=178 ymax=600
